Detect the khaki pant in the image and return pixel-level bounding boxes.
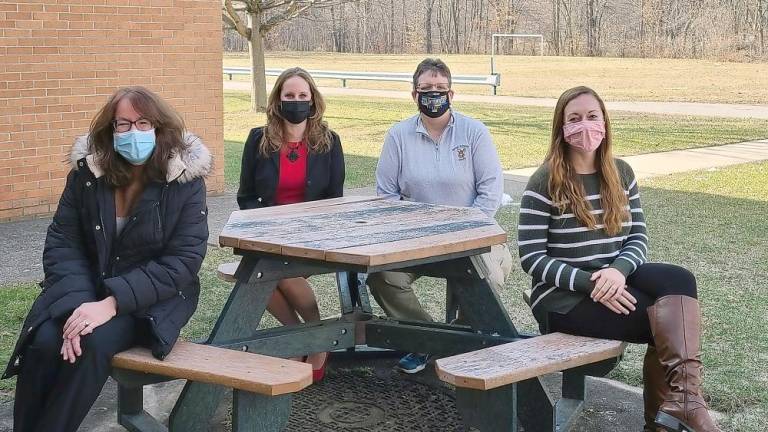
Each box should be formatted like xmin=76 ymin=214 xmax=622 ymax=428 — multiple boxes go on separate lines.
xmin=367 ymin=243 xmax=513 ymax=322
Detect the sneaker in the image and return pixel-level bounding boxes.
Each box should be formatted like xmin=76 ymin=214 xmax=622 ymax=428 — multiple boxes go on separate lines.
xmin=397 ymin=353 xmax=429 ymax=374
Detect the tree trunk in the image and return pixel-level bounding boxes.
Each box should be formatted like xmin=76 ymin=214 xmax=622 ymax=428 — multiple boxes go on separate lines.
xmin=426 ymin=0 xmax=434 ymax=53
xmin=760 ymin=0 xmax=766 ymax=54
xmin=389 ymin=0 xmax=395 ymax=53
xmin=552 ymin=0 xmax=561 ymax=55
xmin=248 ymin=10 xmax=267 ymax=112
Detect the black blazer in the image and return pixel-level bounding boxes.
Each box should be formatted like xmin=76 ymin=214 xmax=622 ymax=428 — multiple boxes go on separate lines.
xmin=237 ymin=126 xmax=345 ymax=210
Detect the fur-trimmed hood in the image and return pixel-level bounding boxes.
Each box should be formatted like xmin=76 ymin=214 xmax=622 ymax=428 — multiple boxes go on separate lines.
xmin=70 ymin=133 xmax=212 ymax=183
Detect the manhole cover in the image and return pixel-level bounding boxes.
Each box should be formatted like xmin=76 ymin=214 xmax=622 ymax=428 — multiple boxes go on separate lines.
xmin=286 ymin=367 xmax=467 ymax=431
xmin=318 ymin=401 xmax=385 ymax=428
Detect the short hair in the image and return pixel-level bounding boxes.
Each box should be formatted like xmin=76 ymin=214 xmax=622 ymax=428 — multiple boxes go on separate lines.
xmin=412 ymin=58 xmax=452 ymax=90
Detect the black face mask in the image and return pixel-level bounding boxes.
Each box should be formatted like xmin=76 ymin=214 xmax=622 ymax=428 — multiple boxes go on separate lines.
xmin=279 ymin=101 xmax=312 ymax=124
xmin=417 ymin=91 xmax=451 ymax=118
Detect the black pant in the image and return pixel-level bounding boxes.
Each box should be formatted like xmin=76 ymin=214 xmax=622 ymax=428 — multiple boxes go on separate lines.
xmin=14 ymin=315 xmax=136 ymax=432
xmin=548 ymin=263 xmax=697 ymax=344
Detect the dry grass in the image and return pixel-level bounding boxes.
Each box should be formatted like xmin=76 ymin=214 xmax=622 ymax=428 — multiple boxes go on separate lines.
xmin=224 ymin=52 xmax=768 ymax=104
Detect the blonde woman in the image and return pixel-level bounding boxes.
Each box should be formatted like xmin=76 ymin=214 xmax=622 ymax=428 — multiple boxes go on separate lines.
xmin=237 ymin=67 xmax=344 ymax=382
xmin=517 ymin=86 xmax=720 ymax=432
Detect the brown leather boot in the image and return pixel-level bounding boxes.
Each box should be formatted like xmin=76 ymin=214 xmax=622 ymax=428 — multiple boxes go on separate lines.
xmin=648 ymin=295 xmax=721 ymax=432
xmin=643 ymin=345 xmax=669 ymax=432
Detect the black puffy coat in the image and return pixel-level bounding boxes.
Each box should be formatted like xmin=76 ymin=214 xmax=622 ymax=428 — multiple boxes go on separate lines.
xmin=236 ymin=126 xmax=345 ymax=209
xmin=3 ymin=134 xmax=211 ymax=378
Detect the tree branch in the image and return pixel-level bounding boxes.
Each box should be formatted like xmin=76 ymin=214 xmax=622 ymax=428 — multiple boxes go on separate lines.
xmin=261 ymin=1 xmax=315 ymax=34
xmin=223 ymin=0 xmax=252 ymax=39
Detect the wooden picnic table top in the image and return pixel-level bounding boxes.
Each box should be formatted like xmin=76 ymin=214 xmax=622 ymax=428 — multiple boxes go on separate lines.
xmin=219 ymin=196 xmax=507 ymax=267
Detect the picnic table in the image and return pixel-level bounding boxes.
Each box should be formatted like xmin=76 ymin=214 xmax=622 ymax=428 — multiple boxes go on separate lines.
xmin=167 ymin=196 xmax=619 ymax=432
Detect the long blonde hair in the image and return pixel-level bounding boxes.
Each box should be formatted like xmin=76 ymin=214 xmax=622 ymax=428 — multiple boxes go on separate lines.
xmin=259 ymin=67 xmax=332 ymax=156
xmin=547 ymin=86 xmax=628 ymax=235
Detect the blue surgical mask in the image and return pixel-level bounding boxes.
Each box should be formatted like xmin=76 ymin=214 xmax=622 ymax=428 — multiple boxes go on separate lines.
xmin=113 ymin=129 xmax=156 ymax=165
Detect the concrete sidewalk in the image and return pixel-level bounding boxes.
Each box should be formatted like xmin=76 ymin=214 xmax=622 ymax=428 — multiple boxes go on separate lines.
xmin=504 ymin=139 xmax=768 ymax=191
xmin=224 ymin=80 xmax=768 ymax=119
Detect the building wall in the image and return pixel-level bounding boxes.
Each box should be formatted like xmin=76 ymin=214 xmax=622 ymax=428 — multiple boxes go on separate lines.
xmin=0 ymin=0 xmax=224 ymax=221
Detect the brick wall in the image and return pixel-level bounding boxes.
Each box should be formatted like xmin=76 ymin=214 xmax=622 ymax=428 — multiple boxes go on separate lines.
xmin=0 ymin=0 xmax=224 ymax=221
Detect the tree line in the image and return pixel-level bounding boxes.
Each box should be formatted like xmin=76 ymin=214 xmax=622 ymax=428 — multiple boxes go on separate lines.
xmin=224 ymin=0 xmax=768 ymax=61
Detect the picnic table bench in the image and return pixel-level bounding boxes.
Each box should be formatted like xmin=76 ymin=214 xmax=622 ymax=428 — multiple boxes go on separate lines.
xmin=436 ymin=333 xmax=626 ymax=432
xmin=111 ymin=341 xmax=311 ymax=432
xmin=120 ymin=196 xmax=625 ymax=431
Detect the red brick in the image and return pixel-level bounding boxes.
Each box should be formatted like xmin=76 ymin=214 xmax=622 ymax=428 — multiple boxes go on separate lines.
xmin=1 ymin=0 xmax=223 ymax=220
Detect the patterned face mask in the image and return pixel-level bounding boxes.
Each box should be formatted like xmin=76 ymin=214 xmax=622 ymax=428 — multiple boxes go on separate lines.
xmin=417 ymin=91 xmax=451 ymax=118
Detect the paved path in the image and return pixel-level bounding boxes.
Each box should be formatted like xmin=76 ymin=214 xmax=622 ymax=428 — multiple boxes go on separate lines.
xmin=503 ymin=139 xmax=768 ymax=193
xmin=224 ymin=80 xmax=768 ymax=119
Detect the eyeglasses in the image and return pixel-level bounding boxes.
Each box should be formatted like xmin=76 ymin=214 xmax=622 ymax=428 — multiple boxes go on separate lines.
xmin=416 ymin=83 xmax=451 ymax=92
xmin=113 ymin=118 xmax=153 ymax=133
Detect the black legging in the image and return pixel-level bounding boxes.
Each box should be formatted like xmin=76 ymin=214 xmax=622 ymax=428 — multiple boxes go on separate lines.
xmin=14 ymin=315 xmax=137 ymax=432
xmin=548 ymin=263 xmax=697 ymax=344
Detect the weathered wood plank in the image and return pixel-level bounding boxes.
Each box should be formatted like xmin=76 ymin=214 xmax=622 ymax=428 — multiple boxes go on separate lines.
xmin=220 ymin=199 xmax=401 ymax=247
xmin=227 ymin=195 xmax=384 ymax=220
xmin=112 ymin=341 xmax=312 ymax=396
xmin=435 ymin=333 xmax=626 ymax=391
xmin=217 ymin=262 xmax=239 ymax=282
xmin=222 ymin=199 xmax=421 ymax=242
xmin=224 ymin=197 xmax=393 ymax=226
xmin=281 ymin=218 xmax=495 ymax=260
xmin=325 ymin=225 xmax=507 ymax=266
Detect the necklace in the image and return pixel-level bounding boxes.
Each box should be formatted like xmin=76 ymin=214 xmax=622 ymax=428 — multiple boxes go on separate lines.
xmin=286 ymin=142 xmax=301 ymax=163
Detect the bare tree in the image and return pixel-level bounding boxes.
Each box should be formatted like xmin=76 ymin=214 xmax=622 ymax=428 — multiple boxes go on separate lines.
xmin=222 ymin=0 xmax=355 ymax=111
xmin=425 ymin=0 xmax=436 ymax=52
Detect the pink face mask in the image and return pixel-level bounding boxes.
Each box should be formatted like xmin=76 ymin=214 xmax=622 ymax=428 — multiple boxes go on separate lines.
xmin=562 ymin=120 xmax=605 ymax=152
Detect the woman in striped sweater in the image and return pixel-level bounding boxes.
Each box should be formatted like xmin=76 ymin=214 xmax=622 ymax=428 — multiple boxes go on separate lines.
xmin=517 ymin=86 xmax=720 ymax=432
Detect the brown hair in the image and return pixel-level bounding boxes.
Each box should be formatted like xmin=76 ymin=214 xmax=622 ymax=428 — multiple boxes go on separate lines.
xmin=412 ymin=58 xmax=452 ymax=90
xmin=260 ymin=67 xmax=332 ymax=156
xmin=89 ymin=86 xmax=186 ymax=187
xmin=547 ymin=86 xmax=628 ymax=235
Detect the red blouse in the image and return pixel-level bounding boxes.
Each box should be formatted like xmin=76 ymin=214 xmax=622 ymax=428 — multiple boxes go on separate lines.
xmin=274 ymin=141 xmax=308 ymax=205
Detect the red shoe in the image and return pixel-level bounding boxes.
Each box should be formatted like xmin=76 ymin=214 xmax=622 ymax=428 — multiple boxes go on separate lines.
xmin=312 ymin=353 xmax=328 ymax=383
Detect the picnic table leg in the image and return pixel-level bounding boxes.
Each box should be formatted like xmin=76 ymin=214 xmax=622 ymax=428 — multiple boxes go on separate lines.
xmin=455 ymin=386 xmax=517 ymax=431
xmin=336 ymin=271 xmax=356 ymax=315
xmin=169 ymin=255 xmax=281 ymax=432
xmin=516 ymin=377 xmax=556 ymax=432
xmin=113 ymin=370 xmax=169 ymax=432
xmin=444 ymin=258 xmax=518 ymax=338
xmin=337 ymin=271 xmax=373 ymax=314
xmin=446 ymin=256 xmax=561 ymax=431
xmin=445 ymin=284 xmax=459 ymax=323
xmin=232 ymin=391 xmax=291 ymax=432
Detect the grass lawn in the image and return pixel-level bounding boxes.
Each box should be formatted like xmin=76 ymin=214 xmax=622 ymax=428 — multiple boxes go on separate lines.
xmin=224 ymin=52 xmax=768 ymax=104
xmin=1 ymin=163 xmax=765 ymax=431
xmin=223 ymin=89 xmax=768 ymax=189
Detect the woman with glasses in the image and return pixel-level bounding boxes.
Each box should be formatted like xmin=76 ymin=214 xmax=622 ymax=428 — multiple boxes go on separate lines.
xmin=4 ymin=86 xmax=210 ymax=432
xmin=367 ymin=58 xmax=512 ymax=374
xmin=237 ymin=67 xmax=345 ymax=382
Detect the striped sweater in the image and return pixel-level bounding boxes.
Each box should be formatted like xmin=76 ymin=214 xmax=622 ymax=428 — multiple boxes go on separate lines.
xmin=517 ymin=159 xmax=648 ymax=324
